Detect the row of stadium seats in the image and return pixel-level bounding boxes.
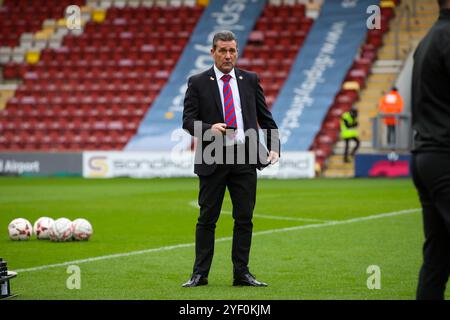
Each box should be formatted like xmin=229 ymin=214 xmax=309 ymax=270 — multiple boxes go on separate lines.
xmin=86 ymin=0 xmax=198 ymax=8
xmin=249 ymin=29 xmax=308 ymax=45
xmin=61 ymin=34 xmax=190 ymax=48
xmin=5 ymin=95 xmax=155 ymax=106
xmin=17 ymin=70 xmax=171 ymax=83
xmin=0 ymin=131 xmax=134 ymax=151
xmin=14 ymin=82 xmax=160 ymax=94
xmin=104 ymin=5 xmax=202 ymax=18
xmin=1 ymin=119 xmax=142 ymax=132
xmin=1 ymin=121 xmax=141 ymax=135
xmin=3 ymin=61 xmax=176 ymax=80
xmin=260 ymin=3 xmax=306 ymax=18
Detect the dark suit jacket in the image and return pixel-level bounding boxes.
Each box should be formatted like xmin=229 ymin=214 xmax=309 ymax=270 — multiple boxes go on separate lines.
xmin=183 ymin=67 xmax=280 ymax=176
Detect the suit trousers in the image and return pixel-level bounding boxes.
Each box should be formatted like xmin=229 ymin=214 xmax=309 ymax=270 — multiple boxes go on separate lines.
xmin=412 ymin=153 xmax=450 ymax=300
xmin=193 ymin=147 xmax=257 ymax=278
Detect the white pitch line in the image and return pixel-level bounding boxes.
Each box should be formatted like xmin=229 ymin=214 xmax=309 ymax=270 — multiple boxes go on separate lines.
xmin=222 ymin=210 xmax=335 ymax=223
xmin=249 ymin=208 xmax=421 ymax=236
xmin=188 ymin=200 xmax=334 ymax=223
xmin=13 ymin=208 xmax=420 ymax=274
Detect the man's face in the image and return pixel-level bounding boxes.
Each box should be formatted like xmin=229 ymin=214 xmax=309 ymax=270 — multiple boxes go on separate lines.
xmin=211 ymin=40 xmax=238 ymax=74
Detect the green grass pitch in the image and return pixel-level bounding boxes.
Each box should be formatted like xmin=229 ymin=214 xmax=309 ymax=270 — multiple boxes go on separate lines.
xmin=0 ymin=177 xmax=448 ymax=300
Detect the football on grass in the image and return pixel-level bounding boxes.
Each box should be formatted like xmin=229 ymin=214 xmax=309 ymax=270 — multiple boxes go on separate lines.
xmin=49 ymin=218 xmax=73 ymax=242
xmin=72 ymin=218 xmax=93 ymax=241
xmin=8 ymin=218 xmax=33 ymax=240
xmin=33 ymin=217 xmax=54 ymax=240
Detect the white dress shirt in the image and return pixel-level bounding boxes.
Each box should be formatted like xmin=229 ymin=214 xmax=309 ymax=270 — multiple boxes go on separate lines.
xmin=213 ymin=65 xmax=245 ymax=144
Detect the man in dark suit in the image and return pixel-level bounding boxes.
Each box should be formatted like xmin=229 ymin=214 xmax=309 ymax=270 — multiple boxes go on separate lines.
xmin=182 ymin=30 xmax=280 ymax=287
xmin=411 ymin=0 xmax=450 ymax=300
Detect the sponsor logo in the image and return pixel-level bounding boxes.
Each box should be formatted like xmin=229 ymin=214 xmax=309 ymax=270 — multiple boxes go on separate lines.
xmin=87 ymin=156 xmax=108 ymax=177
xmin=0 ymin=160 xmax=40 ymax=175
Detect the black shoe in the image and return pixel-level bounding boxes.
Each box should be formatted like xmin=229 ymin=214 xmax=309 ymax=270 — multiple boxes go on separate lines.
xmin=233 ymin=273 xmax=268 ymax=287
xmin=182 ymin=274 xmax=208 ymax=287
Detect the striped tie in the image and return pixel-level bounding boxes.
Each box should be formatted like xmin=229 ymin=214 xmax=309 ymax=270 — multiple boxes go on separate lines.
xmin=221 ymin=74 xmax=237 ymax=129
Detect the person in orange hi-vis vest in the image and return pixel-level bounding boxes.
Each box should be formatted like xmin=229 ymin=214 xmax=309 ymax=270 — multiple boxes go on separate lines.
xmin=378 ymin=86 xmax=404 ymax=146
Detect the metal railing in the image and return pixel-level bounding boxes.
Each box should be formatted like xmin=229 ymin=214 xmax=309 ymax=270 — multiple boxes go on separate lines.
xmin=372 ymin=114 xmax=412 ymax=150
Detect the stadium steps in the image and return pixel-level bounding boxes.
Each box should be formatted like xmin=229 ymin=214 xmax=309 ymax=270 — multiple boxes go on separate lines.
xmin=356 ymin=79 xmax=388 ymax=132
xmin=377 ymin=0 xmax=439 ymax=61
xmin=333 ymin=140 xmax=374 ymax=154
xmin=0 ymin=87 xmax=15 ymax=110
xmin=371 ymin=59 xmax=404 ymax=74
xmin=322 ymin=0 xmax=439 ymax=178
xmin=359 ymin=0 xmax=439 ymax=141
xmin=321 ymin=155 xmax=354 ymax=178
xmin=322 ymin=140 xmax=377 ymax=178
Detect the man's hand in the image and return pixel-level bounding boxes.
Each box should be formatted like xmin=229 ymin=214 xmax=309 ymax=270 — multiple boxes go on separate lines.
xmin=211 ymin=123 xmax=227 ymax=134
xmin=267 ymin=151 xmax=279 ymax=165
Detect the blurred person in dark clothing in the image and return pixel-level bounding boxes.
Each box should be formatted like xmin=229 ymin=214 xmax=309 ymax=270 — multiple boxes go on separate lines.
xmin=411 ymin=0 xmax=450 ymax=300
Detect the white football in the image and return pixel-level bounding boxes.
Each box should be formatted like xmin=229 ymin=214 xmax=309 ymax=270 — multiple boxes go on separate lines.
xmin=33 ymin=217 xmax=54 ymax=240
xmin=49 ymin=218 xmax=73 ymax=242
xmin=8 ymin=218 xmax=33 ymax=240
xmin=72 ymin=218 xmax=93 ymax=241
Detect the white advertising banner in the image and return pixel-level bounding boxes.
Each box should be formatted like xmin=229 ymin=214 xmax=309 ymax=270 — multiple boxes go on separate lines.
xmin=83 ymin=151 xmax=315 ymax=179
xmin=258 ymin=151 xmax=315 ymax=179
xmin=83 ymin=152 xmax=196 ymax=178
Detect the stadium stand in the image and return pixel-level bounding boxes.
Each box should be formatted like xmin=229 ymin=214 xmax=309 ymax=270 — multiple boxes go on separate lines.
xmin=1 ymin=0 xmax=315 ymax=152
xmin=0 ymin=1 xmax=203 ymax=151
xmin=310 ymin=0 xmax=402 ymax=175
xmin=1 ymin=0 xmax=427 ymax=175
xmin=320 ymin=0 xmax=440 ymax=177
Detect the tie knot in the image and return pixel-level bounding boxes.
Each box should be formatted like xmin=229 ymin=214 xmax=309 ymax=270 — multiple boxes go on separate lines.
xmin=221 ymin=74 xmax=231 ymax=83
